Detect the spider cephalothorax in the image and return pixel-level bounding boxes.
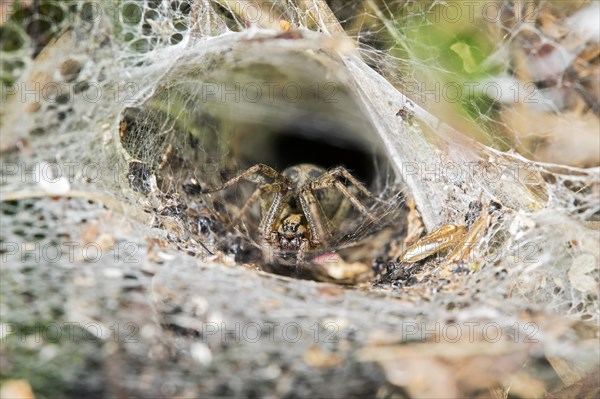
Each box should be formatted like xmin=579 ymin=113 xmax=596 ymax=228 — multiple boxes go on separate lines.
xmin=276 ymin=214 xmax=307 ymax=251
xmin=202 ymin=163 xmax=379 ymax=263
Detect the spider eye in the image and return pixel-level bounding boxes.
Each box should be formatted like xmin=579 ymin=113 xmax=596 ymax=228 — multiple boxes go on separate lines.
xmin=283 ymin=224 xmax=297 ymax=233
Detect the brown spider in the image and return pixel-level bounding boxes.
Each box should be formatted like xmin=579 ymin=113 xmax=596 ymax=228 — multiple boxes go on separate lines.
xmin=201 ymin=163 xmax=380 ymax=263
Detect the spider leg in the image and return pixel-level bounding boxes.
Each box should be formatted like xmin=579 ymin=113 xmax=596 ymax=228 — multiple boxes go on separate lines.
xmin=259 ymin=191 xmax=288 ymax=241
xmin=226 ymin=182 xmax=287 ymax=230
xmin=309 ymin=167 xmax=378 ymax=223
xmin=332 ymin=181 xmax=378 ymax=223
xmin=299 ymin=188 xmax=330 ymax=247
xmin=201 ymin=163 xmax=287 ymax=193
xmin=297 ymin=238 xmax=309 ymax=262
xmin=326 ymin=166 xmax=381 ymax=202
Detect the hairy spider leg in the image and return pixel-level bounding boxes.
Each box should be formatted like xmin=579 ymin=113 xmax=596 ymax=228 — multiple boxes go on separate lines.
xmin=226 ymin=182 xmax=288 ymax=230
xmin=298 ymin=188 xmax=330 ymax=247
xmin=200 ymin=163 xmax=291 ymax=231
xmin=259 ymin=191 xmax=288 ymax=241
xmin=202 ymin=163 xmax=383 ymax=264
xmin=201 ymin=163 xmax=287 ymax=193
xmin=328 ymin=167 xmax=376 ymax=198
xmin=296 ymin=237 xmax=310 ymax=262
xmin=309 ymin=167 xmax=378 ymax=223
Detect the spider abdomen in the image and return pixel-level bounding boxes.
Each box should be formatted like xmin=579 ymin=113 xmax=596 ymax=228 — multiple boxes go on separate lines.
xmin=283 ymin=164 xmax=325 ymax=192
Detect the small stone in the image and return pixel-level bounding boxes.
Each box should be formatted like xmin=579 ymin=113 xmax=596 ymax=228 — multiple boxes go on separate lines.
xmin=191 ymin=343 xmax=212 ymax=366
xmin=59 ymin=59 xmax=82 ymax=81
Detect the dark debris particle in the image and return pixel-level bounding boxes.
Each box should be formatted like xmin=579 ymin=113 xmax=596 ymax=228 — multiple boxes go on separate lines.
xmin=541 ymin=172 xmax=558 ymax=184
xmin=56 ymin=92 xmax=71 ymax=104
xmin=217 ymin=235 xmax=261 ymax=263
xmin=183 ymin=179 xmax=203 ymax=195
xmin=389 ymin=261 xmax=424 ymax=283
xmin=453 ymin=263 xmax=471 ymax=275
xmin=212 ymin=200 xmax=227 ymax=215
xmin=30 ymin=127 xmax=45 ymax=136
xmin=396 ymin=106 xmax=415 ymax=124
xmin=157 ymin=201 xmax=187 ymax=216
xmin=73 ymin=81 xmax=89 ymax=93
xmin=465 ymin=200 xmax=483 ymax=226
xmin=371 ymin=257 xmax=386 ymax=276
xmin=162 ymin=323 xmax=202 ymax=338
xmin=198 ymin=216 xmax=215 ymax=235
xmin=127 ymin=161 xmax=152 ymax=194
xmin=346 ymin=329 xmax=357 ymax=342
xmin=405 ymin=276 xmax=420 ymax=286
xmin=261 ymin=261 xmax=318 ymax=280
xmin=495 ymin=269 xmax=508 ymax=278
xmin=489 ymin=200 xmax=502 ymax=213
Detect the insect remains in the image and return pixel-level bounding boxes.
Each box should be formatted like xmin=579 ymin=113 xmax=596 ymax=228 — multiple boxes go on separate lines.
xmin=201 ymin=163 xmax=382 ymax=264
xmin=399 ymin=201 xmax=502 ymax=264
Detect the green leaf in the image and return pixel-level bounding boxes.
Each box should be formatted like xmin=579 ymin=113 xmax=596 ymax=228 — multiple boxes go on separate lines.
xmin=450 ymin=42 xmax=479 ymax=74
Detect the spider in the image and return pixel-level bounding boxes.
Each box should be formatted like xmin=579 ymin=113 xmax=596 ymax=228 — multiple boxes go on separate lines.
xmin=201 ymin=163 xmax=381 ymax=263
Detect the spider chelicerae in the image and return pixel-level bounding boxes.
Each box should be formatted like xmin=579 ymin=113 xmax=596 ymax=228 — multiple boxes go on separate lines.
xmin=201 ymin=163 xmax=382 ymax=263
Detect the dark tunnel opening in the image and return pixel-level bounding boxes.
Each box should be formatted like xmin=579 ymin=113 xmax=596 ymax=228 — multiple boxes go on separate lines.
xmin=272 ymin=133 xmax=376 ymax=185
xmin=234 ymin=116 xmax=389 ymax=191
